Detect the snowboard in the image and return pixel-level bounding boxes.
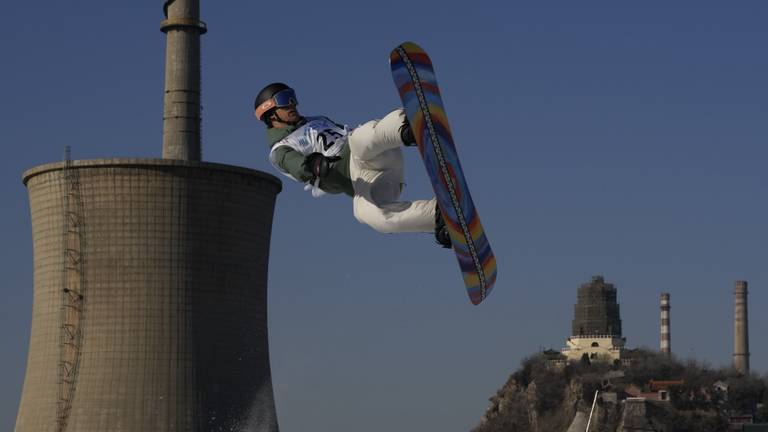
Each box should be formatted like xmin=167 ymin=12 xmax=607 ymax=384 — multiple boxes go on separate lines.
xmin=390 ymin=41 xmax=497 ymax=305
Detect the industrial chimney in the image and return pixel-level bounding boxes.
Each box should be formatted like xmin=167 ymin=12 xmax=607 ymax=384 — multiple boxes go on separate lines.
xmin=733 ymin=280 xmax=750 ymax=374
xmin=660 ymin=293 xmax=671 ymax=356
xmin=15 ymin=1 xmax=283 ymax=430
xmin=161 ymin=0 xmax=205 ymax=160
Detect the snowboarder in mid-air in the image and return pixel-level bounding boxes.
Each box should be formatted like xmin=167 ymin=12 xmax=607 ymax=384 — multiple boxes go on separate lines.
xmin=254 ymin=82 xmax=451 ymax=248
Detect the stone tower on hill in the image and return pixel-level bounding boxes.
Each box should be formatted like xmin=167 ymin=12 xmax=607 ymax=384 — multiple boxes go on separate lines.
xmin=572 ymin=275 xmax=622 ymax=336
xmin=563 ymin=275 xmax=626 ymax=363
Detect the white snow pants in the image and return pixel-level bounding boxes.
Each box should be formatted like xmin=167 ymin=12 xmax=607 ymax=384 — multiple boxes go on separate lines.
xmin=348 ymin=109 xmax=437 ymax=234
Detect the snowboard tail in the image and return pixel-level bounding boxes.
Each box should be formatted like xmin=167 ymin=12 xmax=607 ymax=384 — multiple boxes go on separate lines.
xmin=390 ymin=42 xmax=497 ymax=305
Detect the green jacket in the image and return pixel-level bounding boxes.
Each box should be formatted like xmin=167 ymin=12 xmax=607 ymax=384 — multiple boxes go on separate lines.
xmin=266 ymin=118 xmax=354 ymax=196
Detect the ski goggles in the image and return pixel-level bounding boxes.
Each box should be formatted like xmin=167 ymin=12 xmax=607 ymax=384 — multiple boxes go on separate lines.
xmin=255 ymin=89 xmax=299 ymax=120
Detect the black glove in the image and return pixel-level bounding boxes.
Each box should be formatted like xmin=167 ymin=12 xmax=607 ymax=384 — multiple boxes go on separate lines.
xmin=302 ymin=152 xmax=341 ymax=180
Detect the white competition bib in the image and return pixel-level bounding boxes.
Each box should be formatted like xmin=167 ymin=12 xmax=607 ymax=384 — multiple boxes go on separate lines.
xmin=268 ymin=116 xmax=349 ymax=195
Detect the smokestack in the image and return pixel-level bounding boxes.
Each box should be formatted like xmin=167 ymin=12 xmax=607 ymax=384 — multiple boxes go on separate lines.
xmin=733 ymin=280 xmax=750 ymax=374
xmin=660 ymin=293 xmax=671 ymax=356
xmin=161 ymin=0 xmax=206 ymax=160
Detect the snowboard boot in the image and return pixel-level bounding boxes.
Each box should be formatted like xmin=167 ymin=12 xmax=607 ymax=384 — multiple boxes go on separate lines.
xmin=399 ymin=117 xmax=417 ymax=147
xmin=434 ymin=202 xmax=452 ymax=248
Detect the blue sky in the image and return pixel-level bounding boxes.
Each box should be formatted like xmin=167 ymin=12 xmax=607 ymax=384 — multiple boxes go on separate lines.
xmin=1 ymin=2 xmax=766 ymax=431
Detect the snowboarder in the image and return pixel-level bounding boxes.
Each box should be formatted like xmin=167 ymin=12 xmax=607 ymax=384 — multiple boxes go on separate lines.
xmin=254 ymin=82 xmax=451 ymax=248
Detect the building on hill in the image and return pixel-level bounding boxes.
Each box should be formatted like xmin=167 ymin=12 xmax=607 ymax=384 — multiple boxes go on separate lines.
xmin=649 ymin=380 xmax=685 ymax=391
xmin=562 ymin=275 xmax=627 ymax=363
xmin=625 ymin=384 xmax=670 ymax=402
xmin=542 ymin=348 xmax=567 ymax=369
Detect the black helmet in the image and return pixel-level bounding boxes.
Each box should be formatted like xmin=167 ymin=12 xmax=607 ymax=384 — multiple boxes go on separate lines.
xmin=254 ymin=82 xmax=296 ymax=122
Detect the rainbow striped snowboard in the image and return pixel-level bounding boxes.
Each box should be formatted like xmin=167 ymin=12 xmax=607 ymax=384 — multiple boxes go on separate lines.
xmin=390 ymin=41 xmax=497 ymax=305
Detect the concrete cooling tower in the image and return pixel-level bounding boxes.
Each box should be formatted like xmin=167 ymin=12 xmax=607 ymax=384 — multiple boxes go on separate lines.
xmin=17 ymin=160 xmax=281 ymax=431
xmin=15 ymin=1 xmax=283 ymax=431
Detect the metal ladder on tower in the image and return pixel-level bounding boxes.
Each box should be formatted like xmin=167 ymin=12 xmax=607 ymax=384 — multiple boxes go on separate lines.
xmin=57 ymin=146 xmax=87 ymax=432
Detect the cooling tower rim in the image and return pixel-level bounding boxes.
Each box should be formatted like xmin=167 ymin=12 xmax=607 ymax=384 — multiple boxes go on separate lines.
xmin=22 ymin=158 xmax=282 ymax=191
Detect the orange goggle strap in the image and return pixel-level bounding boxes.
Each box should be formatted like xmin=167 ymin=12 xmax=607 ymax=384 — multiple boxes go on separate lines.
xmin=255 ymin=99 xmax=277 ymax=120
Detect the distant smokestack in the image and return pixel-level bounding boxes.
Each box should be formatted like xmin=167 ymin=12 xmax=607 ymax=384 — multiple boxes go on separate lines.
xmin=161 ymin=0 xmax=206 ymax=160
xmin=733 ymin=281 xmax=750 ymax=374
xmin=660 ymin=293 xmax=671 ymax=356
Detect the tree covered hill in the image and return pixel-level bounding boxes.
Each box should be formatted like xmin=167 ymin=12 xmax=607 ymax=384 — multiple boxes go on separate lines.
xmin=474 ymin=349 xmax=767 ymax=432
